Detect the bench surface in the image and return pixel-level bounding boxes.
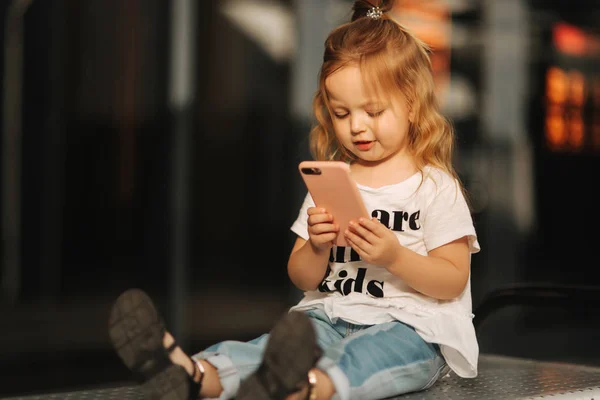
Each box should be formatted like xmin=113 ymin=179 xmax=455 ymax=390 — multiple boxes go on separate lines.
xmin=3 ymin=354 xmax=600 ymax=400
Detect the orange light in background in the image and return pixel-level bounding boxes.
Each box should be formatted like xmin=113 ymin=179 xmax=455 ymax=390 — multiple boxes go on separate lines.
xmin=568 ymin=70 xmax=586 ymax=107
xmin=553 ymin=22 xmax=600 ymax=58
xmin=393 ymin=0 xmax=450 ymax=48
xmin=545 ymin=67 xmax=591 ymax=151
xmin=567 ymin=110 xmax=585 ymax=149
xmin=391 ymin=0 xmax=451 ymax=104
xmin=545 ymin=104 xmax=567 ymax=149
xmin=546 ymin=67 xmax=568 ymax=104
xmin=553 ymin=22 xmax=587 ymax=56
xmin=545 ymin=67 xmax=568 ymax=149
xmin=547 ymin=22 xmax=600 ymax=153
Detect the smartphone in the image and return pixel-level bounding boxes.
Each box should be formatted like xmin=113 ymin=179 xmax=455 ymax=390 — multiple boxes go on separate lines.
xmin=298 ymin=161 xmax=370 ymax=246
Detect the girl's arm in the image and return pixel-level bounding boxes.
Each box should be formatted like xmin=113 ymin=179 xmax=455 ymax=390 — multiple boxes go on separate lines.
xmin=386 ymin=237 xmax=470 ymax=300
xmin=287 ymin=237 xmax=331 ymax=291
xmin=345 ymin=218 xmax=471 ymax=300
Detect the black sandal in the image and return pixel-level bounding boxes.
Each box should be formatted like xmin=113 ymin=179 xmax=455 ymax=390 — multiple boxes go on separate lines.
xmin=237 ymin=311 xmax=322 ymax=400
xmin=108 ymin=288 xmax=202 ymax=400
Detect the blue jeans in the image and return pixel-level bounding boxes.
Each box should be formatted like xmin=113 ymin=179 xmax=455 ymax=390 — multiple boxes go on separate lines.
xmin=192 ymin=309 xmax=447 ymax=400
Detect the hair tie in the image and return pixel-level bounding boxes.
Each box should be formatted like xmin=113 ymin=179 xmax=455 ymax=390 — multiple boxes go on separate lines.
xmin=366 ymin=6 xmax=383 ymax=20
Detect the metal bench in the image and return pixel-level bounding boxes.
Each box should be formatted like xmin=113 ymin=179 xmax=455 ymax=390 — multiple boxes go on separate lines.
xmin=3 ymin=353 xmax=599 ymax=400
xmin=3 ymin=285 xmax=600 ymax=400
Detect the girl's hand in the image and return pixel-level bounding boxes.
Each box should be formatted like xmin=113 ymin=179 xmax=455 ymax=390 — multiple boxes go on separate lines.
xmin=306 ymin=207 xmax=339 ymax=253
xmin=344 ymin=217 xmax=401 ymax=268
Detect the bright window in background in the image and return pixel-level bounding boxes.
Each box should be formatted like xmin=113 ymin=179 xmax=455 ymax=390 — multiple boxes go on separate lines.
xmin=545 ymin=22 xmax=600 ymax=152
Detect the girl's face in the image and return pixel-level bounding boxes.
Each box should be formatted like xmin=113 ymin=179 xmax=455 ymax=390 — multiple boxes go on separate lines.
xmin=325 ymin=65 xmax=412 ymax=165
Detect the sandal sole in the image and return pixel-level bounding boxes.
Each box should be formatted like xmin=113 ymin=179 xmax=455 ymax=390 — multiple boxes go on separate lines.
xmin=108 ymin=288 xmax=192 ymax=400
xmin=237 ymin=311 xmax=322 ymax=399
xmin=140 ymin=365 xmax=190 ymax=400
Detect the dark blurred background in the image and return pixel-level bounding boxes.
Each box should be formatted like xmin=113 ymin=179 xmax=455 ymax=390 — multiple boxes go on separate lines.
xmin=0 ymin=0 xmax=599 ymax=397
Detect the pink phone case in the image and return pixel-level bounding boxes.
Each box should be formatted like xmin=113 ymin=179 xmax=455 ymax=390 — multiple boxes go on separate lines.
xmin=299 ymin=161 xmax=370 ymax=246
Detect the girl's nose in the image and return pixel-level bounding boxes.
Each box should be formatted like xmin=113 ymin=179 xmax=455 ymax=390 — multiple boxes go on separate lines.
xmin=350 ymin=115 xmax=365 ymax=134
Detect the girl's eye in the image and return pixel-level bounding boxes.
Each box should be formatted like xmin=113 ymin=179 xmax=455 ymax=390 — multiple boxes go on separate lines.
xmin=367 ymin=110 xmax=384 ymax=117
xmin=334 ymin=113 xmax=349 ymax=119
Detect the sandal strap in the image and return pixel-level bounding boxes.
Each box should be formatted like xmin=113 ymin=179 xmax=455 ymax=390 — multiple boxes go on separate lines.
xmin=166 ymin=342 xmax=204 ymax=399
xmin=164 ymin=340 xmax=204 ymax=399
xmin=305 ymin=370 xmax=317 ymax=400
xmin=191 ymin=359 xmax=205 ymax=396
xmin=165 ymin=340 xmax=178 ymax=354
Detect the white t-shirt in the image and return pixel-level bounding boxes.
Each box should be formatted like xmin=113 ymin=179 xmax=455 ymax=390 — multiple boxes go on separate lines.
xmin=289 ymin=165 xmax=481 ymax=378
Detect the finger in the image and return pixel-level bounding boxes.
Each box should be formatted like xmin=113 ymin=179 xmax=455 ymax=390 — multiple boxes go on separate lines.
xmin=308 ymin=213 xmax=334 ymax=227
xmin=310 ymin=223 xmax=339 ymax=235
xmin=312 ymin=232 xmax=338 ymax=244
xmin=345 ymin=235 xmax=366 ymax=258
xmin=307 ymin=207 xmax=328 ymax=216
xmin=348 ymin=220 xmax=378 ymax=244
xmin=358 ymin=217 xmax=386 ymax=237
xmin=344 ymin=228 xmax=372 ymax=254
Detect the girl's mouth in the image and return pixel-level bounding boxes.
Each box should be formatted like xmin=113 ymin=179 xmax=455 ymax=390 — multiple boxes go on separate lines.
xmin=354 ymin=141 xmax=374 ymax=151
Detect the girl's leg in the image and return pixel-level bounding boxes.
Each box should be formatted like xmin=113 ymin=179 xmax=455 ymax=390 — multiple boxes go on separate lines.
xmin=192 ymin=309 xmax=331 ymax=400
xmin=167 ymin=311 xmax=444 ymax=400
xmin=109 ymin=288 xmax=271 ymax=400
xmin=191 ymin=334 xmax=271 ymax=399
xmin=109 ymin=289 xmax=209 ymax=399
xmin=236 ymin=311 xmax=323 ymax=400
xmin=162 ymin=331 xmax=226 ymax=398
xmin=312 ymin=320 xmax=446 ymax=400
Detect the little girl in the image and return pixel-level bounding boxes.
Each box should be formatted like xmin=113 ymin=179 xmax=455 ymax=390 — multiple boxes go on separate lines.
xmin=108 ymin=1 xmax=480 ymax=399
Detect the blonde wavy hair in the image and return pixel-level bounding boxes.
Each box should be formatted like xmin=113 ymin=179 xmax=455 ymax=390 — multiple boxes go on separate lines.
xmin=309 ymin=0 xmax=460 ymax=185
